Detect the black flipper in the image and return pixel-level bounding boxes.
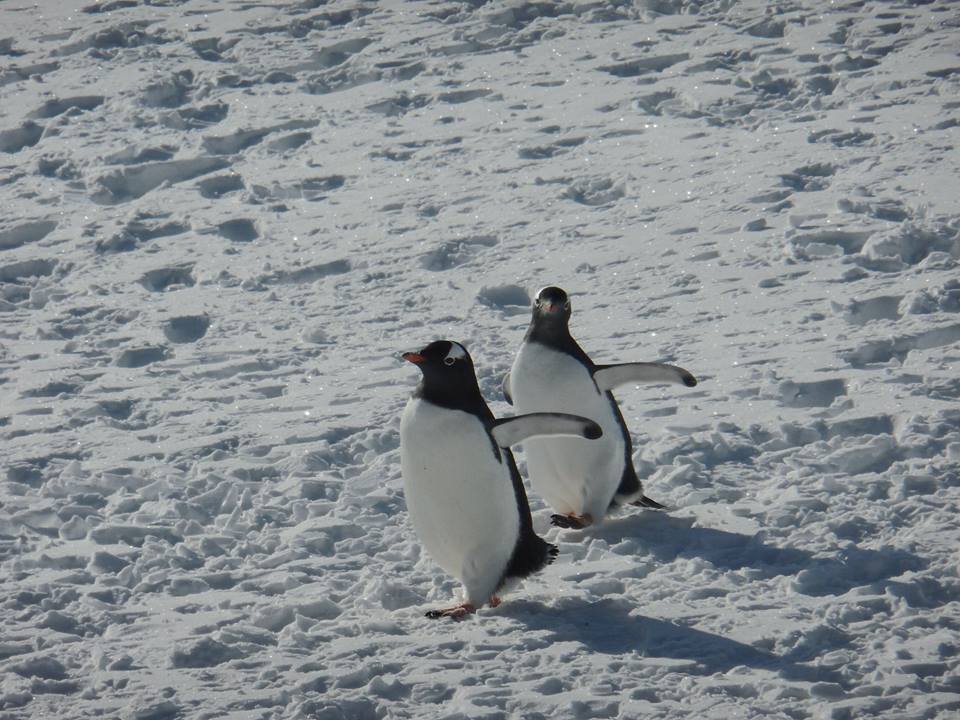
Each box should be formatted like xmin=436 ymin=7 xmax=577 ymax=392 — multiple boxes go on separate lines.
xmin=490 ymin=412 xmax=602 ymax=447
xmin=593 ymin=362 xmax=698 ymax=391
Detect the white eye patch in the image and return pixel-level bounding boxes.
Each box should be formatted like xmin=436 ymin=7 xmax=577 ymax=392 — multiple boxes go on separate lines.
xmin=444 ymin=342 xmax=467 ymax=363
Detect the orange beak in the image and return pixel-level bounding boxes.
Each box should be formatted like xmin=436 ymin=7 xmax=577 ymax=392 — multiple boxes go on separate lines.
xmin=402 ymin=352 xmax=426 ymax=364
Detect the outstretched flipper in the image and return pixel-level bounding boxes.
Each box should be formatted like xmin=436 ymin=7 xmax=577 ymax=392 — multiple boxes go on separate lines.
xmin=490 ymin=412 xmax=602 ymax=448
xmin=593 ymin=362 xmax=697 ymax=392
xmin=502 ymin=371 xmax=513 ymax=405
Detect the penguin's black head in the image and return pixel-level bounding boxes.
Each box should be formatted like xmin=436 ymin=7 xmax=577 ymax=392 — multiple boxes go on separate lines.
xmin=533 ymin=286 xmax=571 ymax=324
xmin=402 ymin=340 xmax=484 ymax=411
xmin=402 ymin=339 xmax=475 ymax=383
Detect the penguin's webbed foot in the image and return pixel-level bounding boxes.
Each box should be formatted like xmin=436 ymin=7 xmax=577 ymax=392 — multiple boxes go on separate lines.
xmin=425 ymin=603 xmax=476 ymax=620
xmin=488 ymin=596 xmax=502 ymax=608
xmin=550 ymin=513 xmax=593 ymax=529
xmin=631 ymin=495 xmax=667 ymax=510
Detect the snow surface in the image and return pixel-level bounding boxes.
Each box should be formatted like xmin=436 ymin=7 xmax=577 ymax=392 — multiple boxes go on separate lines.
xmin=1 ymin=0 xmax=959 ymax=718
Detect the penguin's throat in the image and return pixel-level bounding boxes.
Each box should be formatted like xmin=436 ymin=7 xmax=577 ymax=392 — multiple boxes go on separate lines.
xmin=416 ymin=378 xmax=487 ymax=415
xmin=528 ymin=319 xmax=570 ymax=344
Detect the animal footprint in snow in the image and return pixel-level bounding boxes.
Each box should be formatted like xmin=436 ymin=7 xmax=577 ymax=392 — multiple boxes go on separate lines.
xmin=0 ymin=220 xmax=57 ymax=250
xmin=563 ymin=177 xmax=626 ymax=206
xmin=779 ymin=163 xmax=836 ymax=192
xmin=139 ymin=265 xmax=195 ymax=292
xmin=164 ymin=315 xmax=210 ymax=343
xmin=419 ymin=235 xmax=497 ymax=271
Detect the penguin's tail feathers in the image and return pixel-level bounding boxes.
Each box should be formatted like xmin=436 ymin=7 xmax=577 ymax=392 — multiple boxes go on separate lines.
xmin=504 ymin=533 xmax=558 ymax=582
xmin=631 ymin=495 xmax=668 ymax=511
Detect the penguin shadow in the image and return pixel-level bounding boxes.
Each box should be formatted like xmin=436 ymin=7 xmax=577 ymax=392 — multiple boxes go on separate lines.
xmin=579 ymin=511 xmax=926 ymax=597
xmin=501 ymin=597 xmax=846 ymax=686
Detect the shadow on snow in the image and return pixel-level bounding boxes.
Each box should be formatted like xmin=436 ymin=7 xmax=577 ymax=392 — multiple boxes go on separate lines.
xmin=504 ymin=597 xmax=847 ymax=687
xmin=589 ymin=511 xmax=926 ymax=598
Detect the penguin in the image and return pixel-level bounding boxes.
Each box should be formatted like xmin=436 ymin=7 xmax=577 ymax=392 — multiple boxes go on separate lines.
xmin=400 ymin=339 xmax=603 ymax=619
xmin=503 ymin=286 xmax=698 ymax=529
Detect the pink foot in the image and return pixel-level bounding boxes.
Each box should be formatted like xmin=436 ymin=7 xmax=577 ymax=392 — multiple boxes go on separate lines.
xmin=488 ymin=596 xmax=502 ymax=608
xmin=425 ymin=603 xmax=476 ymax=620
xmin=550 ymin=513 xmax=593 ymax=529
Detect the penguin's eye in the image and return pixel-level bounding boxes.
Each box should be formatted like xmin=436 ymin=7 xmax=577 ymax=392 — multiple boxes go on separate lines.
xmin=563 ymin=300 xmax=570 ymax=310
xmin=443 ymin=357 xmax=456 ymax=366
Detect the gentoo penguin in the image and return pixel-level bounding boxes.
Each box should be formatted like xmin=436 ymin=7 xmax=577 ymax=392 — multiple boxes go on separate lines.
xmin=400 ymin=339 xmax=602 ymax=619
xmin=504 ymin=287 xmax=698 ymax=529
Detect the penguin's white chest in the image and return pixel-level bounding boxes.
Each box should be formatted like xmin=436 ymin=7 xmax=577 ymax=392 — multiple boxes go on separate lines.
xmin=510 ymin=343 xmax=624 ymax=516
xmin=400 ymin=399 xmax=519 ymax=591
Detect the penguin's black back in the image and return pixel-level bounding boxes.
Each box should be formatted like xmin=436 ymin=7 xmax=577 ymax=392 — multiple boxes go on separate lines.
xmin=500 ymin=449 xmax=558 ymax=583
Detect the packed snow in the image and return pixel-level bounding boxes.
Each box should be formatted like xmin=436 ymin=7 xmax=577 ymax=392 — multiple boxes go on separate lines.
xmin=1 ymin=0 xmax=959 ymax=718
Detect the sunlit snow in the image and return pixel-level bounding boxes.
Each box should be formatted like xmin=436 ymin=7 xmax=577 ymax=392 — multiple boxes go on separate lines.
xmin=1 ymin=1 xmax=958 ymax=718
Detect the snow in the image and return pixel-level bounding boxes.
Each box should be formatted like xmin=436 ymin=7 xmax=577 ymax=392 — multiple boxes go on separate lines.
xmin=1 ymin=0 xmax=959 ymax=718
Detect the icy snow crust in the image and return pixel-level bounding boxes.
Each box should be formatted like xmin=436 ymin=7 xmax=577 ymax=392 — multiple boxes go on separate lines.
xmin=1 ymin=0 xmax=959 ymax=718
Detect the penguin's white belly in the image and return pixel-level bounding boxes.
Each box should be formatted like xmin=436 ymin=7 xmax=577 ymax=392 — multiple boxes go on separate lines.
xmin=400 ymin=399 xmax=519 ymax=602
xmin=510 ymin=344 xmax=624 ymax=517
